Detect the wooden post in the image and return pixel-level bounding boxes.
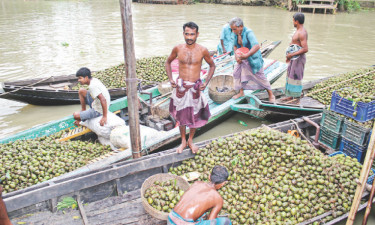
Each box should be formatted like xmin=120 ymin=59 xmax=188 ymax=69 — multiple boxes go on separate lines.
xmin=119 ymin=0 xmax=141 ymax=159
xmin=362 ymin=171 xmax=375 ymax=225
xmin=346 ymin=123 xmax=375 ymax=225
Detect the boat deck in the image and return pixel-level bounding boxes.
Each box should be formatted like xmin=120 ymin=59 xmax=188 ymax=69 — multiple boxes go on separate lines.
xmin=11 ymin=190 xmax=164 ymax=225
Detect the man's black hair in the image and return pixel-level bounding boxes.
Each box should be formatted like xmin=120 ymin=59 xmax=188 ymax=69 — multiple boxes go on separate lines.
xmin=293 ymin=13 xmax=305 ymax=25
xmin=183 ymin=22 xmax=199 ymax=33
xmin=210 ymin=165 xmax=229 ymax=184
xmin=76 ymin=67 xmax=92 ymax=79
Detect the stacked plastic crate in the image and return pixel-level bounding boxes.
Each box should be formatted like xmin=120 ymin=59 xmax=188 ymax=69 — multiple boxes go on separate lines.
xmin=318 ymin=109 xmax=345 ymax=150
xmin=330 ymin=90 xmax=375 ymax=163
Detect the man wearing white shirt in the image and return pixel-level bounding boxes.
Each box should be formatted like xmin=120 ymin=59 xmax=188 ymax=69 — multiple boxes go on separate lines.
xmin=73 ymin=67 xmax=111 ymax=126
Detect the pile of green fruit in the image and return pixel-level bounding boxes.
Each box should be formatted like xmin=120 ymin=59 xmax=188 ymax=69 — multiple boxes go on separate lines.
xmin=0 ymin=131 xmax=112 ymax=194
xmin=308 ymin=68 xmax=375 ymax=105
xmin=336 ymin=87 xmax=374 ymax=103
xmin=346 ymin=118 xmax=374 ymax=129
xmin=144 ymin=179 xmax=185 ymax=213
xmin=72 ymin=56 xmax=168 ymax=90
xmin=169 ymin=128 xmax=370 ymax=225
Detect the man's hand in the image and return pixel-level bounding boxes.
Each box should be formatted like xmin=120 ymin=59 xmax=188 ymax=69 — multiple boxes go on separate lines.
xmin=286 ymin=53 xmax=293 ymax=63
xmin=74 ymin=120 xmax=80 ymax=126
xmin=200 ymin=83 xmax=207 ymax=91
xmin=286 ymin=53 xmax=293 ymax=61
xmin=235 ymin=54 xmax=242 ymax=64
xmin=100 ymin=117 xmax=107 ymax=126
xmin=170 ymin=80 xmax=177 ymax=88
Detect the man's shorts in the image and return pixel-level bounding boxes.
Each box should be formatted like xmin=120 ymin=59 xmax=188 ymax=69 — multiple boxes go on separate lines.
xmin=79 ymin=92 xmax=101 ymax=121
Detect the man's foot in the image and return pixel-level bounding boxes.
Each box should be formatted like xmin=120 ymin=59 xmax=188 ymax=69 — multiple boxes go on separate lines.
xmin=188 ymin=140 xmax=199 ymax=154
xmin=232 ymin=92 xmax=244 ymax=100
xmin=176 ymin=140 xmax=187 ymax=154
xmin=269 ymin=95 xmax=276 ymax=103
xmin=279 ymin=96 xmax=293 ymax=102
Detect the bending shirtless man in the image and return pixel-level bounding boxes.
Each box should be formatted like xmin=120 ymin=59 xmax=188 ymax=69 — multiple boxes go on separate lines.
xmin=168 ymin=165 xmax=231 ymax=225
xmin=166 ymin=22 xmax=216 ymax=154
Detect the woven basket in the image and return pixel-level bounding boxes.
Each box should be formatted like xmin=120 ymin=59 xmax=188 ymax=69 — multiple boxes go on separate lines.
xmin=158 ymin=81 xmax=173 ymax=95
xmin=208 ymin=75 xmax=237 ymax=104
xmin=141 ymin=173 xmax=190 ymax=220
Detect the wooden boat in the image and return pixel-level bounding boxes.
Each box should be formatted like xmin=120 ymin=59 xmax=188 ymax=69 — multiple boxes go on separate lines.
xmin=0 ymin=40 xmax=281 ymax=106
xmin=5 ymin=113 xmax=374 ymax=225
xmin=0 ymin=55 xmax=287 ymax=184
xmin=230 ymin=76 xmax=333 ymax=120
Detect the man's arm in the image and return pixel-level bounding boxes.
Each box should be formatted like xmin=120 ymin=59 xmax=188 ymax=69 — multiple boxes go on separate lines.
xmin=0 ymin=186 xmax=12 ymax=225
xmin=287 ymin=31 xmax=308 ymax=60
xmin=207 ymin=196 xmax=223 ymax=220
xmin=239 ymin=30 xmax=260 ymax=60
xmin=201 ymin=48 xmax=216 ymax=91
xmin=165 ymin=46 xmax=178 ymax=88
xmin=220 ymin=28 xmax=227 ymax=53
xmin=220 ymin=40 xmax=226 ymax=53
xmin=98 ymin=93 xmax=108 ymax=126
xmin=240 ymin=44 xmax=260 ymax=60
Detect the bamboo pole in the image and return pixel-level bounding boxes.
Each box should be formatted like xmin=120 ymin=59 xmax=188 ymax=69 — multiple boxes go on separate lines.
xmin=362 ymin=168 xmax=375 ymax=225
xmin=346 ymin=122 xmax=375 ymax=225
xmin=119 ymin=0 xmax=141 ymax=159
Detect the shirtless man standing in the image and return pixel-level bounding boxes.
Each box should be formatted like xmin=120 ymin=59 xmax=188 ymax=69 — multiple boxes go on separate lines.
xmin=167 ymin=165 xmax=231 ymax=225
xmin=283 ymin=13 xmax=308 ymax=102
xmin=166 ymin=22 xmax=216 ymax=154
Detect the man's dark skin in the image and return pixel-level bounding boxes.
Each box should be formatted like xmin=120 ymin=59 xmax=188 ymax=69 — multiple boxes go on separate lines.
xmin=72 ymin=76 xmax=108 ymax=126
xmin=286 ymin=17 xmax=308 ymax=63
xmin=173 ymin=177 xmax=227 ymax=221
xmin=165 ymin=26 xmax=216 ymax=154
xmin=0 ymin=186 xmax=12 ymax=225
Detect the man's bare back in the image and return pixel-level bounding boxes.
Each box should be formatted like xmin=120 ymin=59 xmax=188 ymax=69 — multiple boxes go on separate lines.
xmin=173 ymin=181 xmax=223 ymax=221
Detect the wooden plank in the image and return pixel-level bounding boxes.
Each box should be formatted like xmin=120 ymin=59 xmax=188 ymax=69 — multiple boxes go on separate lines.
xmin=84 ymin=190 xmax=141 ymax=212
xmin=77 ymin=195 xmax=90 ymax=225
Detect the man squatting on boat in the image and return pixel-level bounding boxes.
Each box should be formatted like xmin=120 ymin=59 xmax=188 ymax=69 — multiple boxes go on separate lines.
xmin=0 ymin=185 xmax=11 ymax=225
xmin=166 ymin=22 xmax=216 ymax=154
xmin=168 ymin=165 xmax=232 ymax=225
xmin=230 ymin=17 xmax=276 ymax=102
xmin=283 ymin=13 xmax=308 ymax=103
xmin=73 ymin=67 xmax=111 ymax=127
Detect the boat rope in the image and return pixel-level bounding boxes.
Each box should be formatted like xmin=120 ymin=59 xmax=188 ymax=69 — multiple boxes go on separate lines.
xmin=0 ymin=76 xmax=53 ymax=97
xmin=305 ymin=69 xmax=375 ymax=97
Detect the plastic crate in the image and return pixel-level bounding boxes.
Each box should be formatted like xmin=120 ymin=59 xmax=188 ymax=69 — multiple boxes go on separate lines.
xmin=342 ymin=119 xmax=372 ymax=146
xmin=330 ymin=91 xmax=375 ymax=122
xmin=318 ymin=127 xmax=341 ymax=150
xmin=339 ymin=137 xmax=369 ymax=163
xmin=329 ymin=151 xmax=375 ymax=184
xmin=320 ymin=109 xmax=345 ymax=133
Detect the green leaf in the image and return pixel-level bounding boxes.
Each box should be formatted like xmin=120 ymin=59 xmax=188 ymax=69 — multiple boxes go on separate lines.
xmin=238 ymin=120 xmax=247 ymax=126
xmin=5 ymin=172 xmax=10 ymax=179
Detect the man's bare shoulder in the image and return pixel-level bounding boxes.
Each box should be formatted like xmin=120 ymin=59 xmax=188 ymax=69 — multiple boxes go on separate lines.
xmin=298 ymin=28 xmax=308 ymax=38
xmin=173 ymin=44 xmax=185 ymax=52
xmin=195 ymin=43 xmax=209 ymax=52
